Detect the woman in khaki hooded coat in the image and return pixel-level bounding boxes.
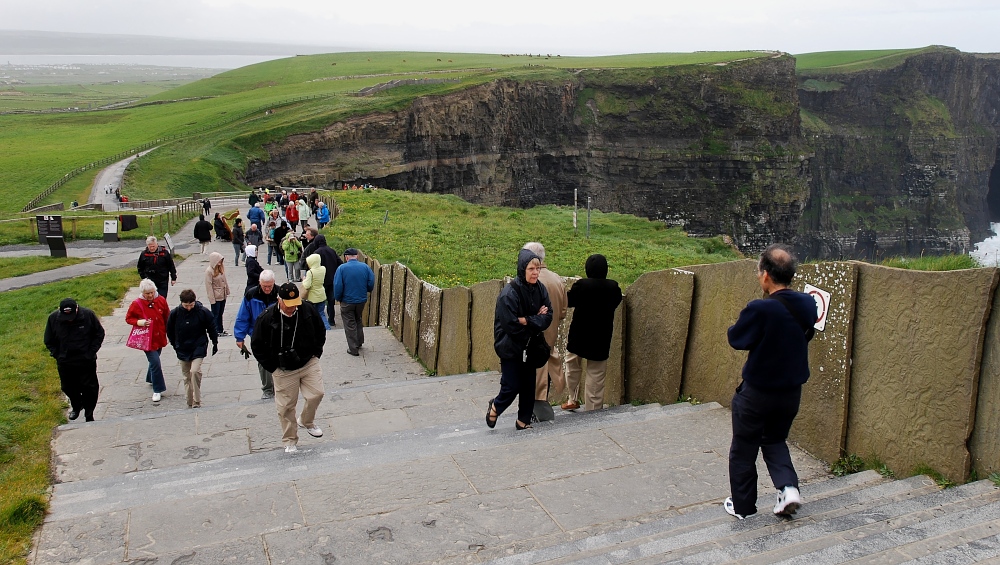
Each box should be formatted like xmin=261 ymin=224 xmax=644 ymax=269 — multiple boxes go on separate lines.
xmin=204 ymin=252 xmax=231 ymax=336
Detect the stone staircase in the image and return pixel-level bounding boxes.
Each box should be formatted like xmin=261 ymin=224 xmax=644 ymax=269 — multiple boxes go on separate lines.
xmin=29 ymin=235 xmax=1000 ymax=564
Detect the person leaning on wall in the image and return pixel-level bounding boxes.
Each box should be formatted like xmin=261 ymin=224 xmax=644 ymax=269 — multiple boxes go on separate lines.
xmin=561 ymin=253 xmax=622 ymax=412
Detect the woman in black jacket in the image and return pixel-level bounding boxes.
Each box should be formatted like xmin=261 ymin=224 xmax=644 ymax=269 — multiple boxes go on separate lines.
xmin=487 ymin=249 xmax=552 ymax=430
xmin=167 ymin=289 xmax=219 ymax=408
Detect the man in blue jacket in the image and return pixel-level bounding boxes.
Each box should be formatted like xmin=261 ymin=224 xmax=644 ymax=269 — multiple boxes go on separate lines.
xmin=333 ymin=248 xmax=374 ymax=356
xmin=247 ymin=202 xmax=266 ymax=231
xmin=234 ymin=270 xmax=278 ymax=399
xmin=725 ymin=244 xmax=817 ymax=521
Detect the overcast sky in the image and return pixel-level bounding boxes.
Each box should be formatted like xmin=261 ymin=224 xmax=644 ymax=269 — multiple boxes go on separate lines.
xmin=2 ymin=0 xmax=998 ymax=56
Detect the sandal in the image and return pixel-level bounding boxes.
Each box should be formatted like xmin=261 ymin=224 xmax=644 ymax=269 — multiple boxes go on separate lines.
xmin=486 ymin=400 xmax=498 ymax=429
xmin=516 ymin=420 xmax=532 ymax=430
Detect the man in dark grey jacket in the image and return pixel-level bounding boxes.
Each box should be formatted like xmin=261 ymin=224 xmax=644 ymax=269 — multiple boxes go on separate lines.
xmin=44 ymin=298 xmax=105 ymax=422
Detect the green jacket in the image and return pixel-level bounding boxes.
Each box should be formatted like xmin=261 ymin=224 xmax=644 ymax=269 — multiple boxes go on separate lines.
xmin=282 ymin=236 xmax=303 ymax=263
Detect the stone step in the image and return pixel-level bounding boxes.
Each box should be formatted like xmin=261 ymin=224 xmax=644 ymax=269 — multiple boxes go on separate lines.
xmin=475 ymin=471 xmax=910 ymax=565
xmin=46 ymin=399 xmax=719 ymax=521
xmin=50 ymin=367 xmax=663 ymax=484
xmin=566 ymin=478 xmax=1000 ymax=565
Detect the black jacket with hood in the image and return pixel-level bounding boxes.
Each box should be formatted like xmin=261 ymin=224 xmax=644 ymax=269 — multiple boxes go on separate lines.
xmin=566 ymin=254 xmax=623 ymax=361
xmin=167 ymin=301 xmax=218 ymax=361
xmin=493 ymin=249 xmax=553 ymax=361
xmin=303 ymin=234 xmax=342 ymax=288
xmin=44 ymin=306 xmax=105 ymax=363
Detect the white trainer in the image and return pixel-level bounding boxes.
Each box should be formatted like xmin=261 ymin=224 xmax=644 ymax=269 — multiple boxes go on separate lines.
xmin=284 ymin=444 xmax=298 ymax=453
xmin=724 ymin=497 xmax=755 ymax=520
xmin=298 ymin=417 xmax=323 ymax=438
xmin=774 ymin=485 xmax=802 ymax=516
xmin=152 ymin=392 xmax=161 ymax=402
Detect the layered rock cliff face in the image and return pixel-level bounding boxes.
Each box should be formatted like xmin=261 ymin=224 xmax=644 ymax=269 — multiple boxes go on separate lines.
xmin=248 ymin=51 xmax=1000 ymax=259
xmin=250 ymin=56 xmax=812 ymax=253
xmin=798 ymin=50 xmax=1000 ymax=258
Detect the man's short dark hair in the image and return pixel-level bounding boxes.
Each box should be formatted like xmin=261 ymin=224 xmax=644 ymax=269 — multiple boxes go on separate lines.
xmin=179 ymin=289 xmax=197 ymax=303
xmin=759 ymin=244 xmax=796 ymax=286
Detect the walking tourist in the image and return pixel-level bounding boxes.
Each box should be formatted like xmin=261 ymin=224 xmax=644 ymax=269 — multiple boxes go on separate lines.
xmin=167 ymin=289 xmax=218 ymax=408
xmin=251 ymin=282 xmax=326 ymax=453
xmin=44 ymin=298 xmax=105 ymax=422
xmin=486 ymin=249 xmax=552 ymax=430
xmin=725 ymin=244 xmax=817 ymax=520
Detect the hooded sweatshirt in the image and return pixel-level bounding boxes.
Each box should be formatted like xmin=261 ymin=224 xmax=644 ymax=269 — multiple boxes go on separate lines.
xmin=204 ymin=252 xmax=230 ymax=305
xmin=303 ymin=254 xmax=327 ymax=303
xmin=245 ymin=245 xmax=263 ymax=288
xmin=566 ymin=254 xmax=623 ymax=361
xmin=493 ymin=249 xmax=553 ymax=361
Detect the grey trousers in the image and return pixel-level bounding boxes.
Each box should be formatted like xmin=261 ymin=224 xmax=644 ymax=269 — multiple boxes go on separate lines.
xmin=341 ymin=301 xmax=366 ymax=353
xmin=258 ymin=362 xmax=274 ymax=395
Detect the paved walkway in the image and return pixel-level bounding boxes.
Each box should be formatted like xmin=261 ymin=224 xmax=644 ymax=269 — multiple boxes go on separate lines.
xmin=28 ymin=220 xmax=839 ymax=564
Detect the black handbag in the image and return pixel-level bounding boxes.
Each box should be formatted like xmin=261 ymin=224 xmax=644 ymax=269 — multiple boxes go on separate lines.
xmin=524 ymin=333 xmax=551 ymax=368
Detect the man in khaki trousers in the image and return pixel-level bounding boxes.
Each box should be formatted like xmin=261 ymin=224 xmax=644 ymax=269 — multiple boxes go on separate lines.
xmin=523 ymin=242 xmax=568 ymax=403
xmin=250 ymin=282 xmax=326 ymax=453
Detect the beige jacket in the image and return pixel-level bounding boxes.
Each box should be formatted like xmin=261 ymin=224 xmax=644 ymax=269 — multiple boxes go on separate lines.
xmin=204 ymin=252 xmax=230 ymax=304
xmin=537 ymin=266 xmax=567 ymax=348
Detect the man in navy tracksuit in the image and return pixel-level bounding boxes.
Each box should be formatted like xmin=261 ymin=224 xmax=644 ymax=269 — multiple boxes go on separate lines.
xmin=725 ymin=244 xmax=817 ymax=520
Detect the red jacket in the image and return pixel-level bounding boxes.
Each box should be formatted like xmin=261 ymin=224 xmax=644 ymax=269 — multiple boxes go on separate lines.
xmin=125 ymin=295 xmax=170 ymax=351
xmin=285 ymin=205 xmax=299 ymax=224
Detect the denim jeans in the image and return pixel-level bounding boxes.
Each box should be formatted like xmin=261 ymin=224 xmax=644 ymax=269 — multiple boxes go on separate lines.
xmin=232 ymin=243 xmax=243 ymax=266
xmin=286 ymin=260 xmax=301 ymax=282
xmin=266 ymin=243 xmax=276 ymax=265
xmin=211 ymin=300 xmax=226 ymax=334
xmin=312 ymin=300 xmax=331 ymax=330
xmin=144 ymin=348 xmax=166 ymax=393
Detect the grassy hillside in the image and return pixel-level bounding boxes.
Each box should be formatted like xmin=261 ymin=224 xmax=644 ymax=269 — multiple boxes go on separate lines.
xmin=795 ymin=46 xmax=955 ymax=74
xmin=322 ymin=190 xmax=740 ymax=288
xmin=1 ymin=51 xmax=771 ymax=214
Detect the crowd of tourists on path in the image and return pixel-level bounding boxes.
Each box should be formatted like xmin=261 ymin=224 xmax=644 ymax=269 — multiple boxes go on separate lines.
xmin=47 ymin=185 xmax=819 ymax=522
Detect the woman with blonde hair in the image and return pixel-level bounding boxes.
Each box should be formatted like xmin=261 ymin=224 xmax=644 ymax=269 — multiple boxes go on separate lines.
xmin=205 ymin=252 xmax=231 ymax=336
xmin=125 ymin=279 xmax=171 ymax=402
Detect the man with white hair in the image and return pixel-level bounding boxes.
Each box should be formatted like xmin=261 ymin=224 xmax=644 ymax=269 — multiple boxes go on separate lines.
xmin=137 ymin=235 xmax=176 ymax=299
xmin=522 ymin=242 xmax=567 ymax=405
xmin=235 ymin=270 xmax=279 ymax=399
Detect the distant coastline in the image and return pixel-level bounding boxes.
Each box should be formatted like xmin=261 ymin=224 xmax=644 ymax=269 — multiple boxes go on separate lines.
xmin=0 ymin=54 xmax=293 ymax=69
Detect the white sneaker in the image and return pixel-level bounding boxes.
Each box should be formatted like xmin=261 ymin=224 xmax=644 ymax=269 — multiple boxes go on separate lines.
xmin=284 ymin=444 xmax=298 ymax=453
xmin=724 ymin=497 xmax=754 ymax=520
xmin=773 ymin=486 xmax=802 ymax=516
xmin=298 ymin=417 xmax=323 ymax=437
xmin=152 ymin=392 xmax=161 ymax=402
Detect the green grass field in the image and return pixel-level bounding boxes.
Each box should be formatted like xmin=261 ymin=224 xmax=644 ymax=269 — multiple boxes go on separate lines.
xmin=322 ymin=190 xmax=740 ymax=288
xmin=794 ymin=46 xmax=953 ymax=74
xmin=0 ymin=269 xmax=137 ymax=565
xmin=0 ymin=256 xmax=88 ymax=279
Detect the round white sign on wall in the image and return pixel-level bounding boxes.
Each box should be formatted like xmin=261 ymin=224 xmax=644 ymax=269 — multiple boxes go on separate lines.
xmin=803 ymin=283 xmax=831 ymax=332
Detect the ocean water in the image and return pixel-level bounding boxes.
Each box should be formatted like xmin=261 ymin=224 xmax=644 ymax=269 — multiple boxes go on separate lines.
xmin=972 ymin=222 xmax=1000 ymax=266
xmin=0 ymin=54 xmax=293 ymax=69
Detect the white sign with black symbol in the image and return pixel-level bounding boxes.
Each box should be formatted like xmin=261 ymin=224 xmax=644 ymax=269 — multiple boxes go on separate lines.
xmin=803 ymin=283 xmax=831 ymax=332
xmin=103 ymin=220 xmax=117 ymax=234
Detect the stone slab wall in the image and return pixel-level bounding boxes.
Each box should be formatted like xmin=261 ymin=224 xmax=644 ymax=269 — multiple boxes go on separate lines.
xmin=366 ymin=258 xmax=382 ymax=327
xmin=787 ymin=262 xmax=858 ymax=464
xmin=378 ymin=263 xmax=392 ymax=327
xmin=971 ymin=282 xmax=1000 ymax=477
xmin=417 ymin=281 xmax=442 ymax=372
xmin=390 ymin=263 xmax=406 ymax=340
xmin=846 ymin=264 xmax=998 ymax=482
xmin=604 ymin=304 xmax=626 ymax=406
xmin=626 ymin=269 xmax=695 ymax=405
xmin=679 ymin=261 xmax=757 ymax=406
xmin=470 ymin=279 xmax=504 ymax=372
xmin=437 ymin=287 xmax=472 ymax=375
xmin=402 ymin=268 xmax=422 ymax=354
